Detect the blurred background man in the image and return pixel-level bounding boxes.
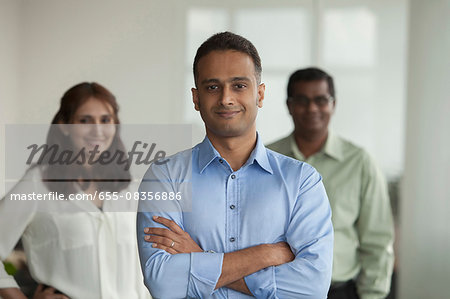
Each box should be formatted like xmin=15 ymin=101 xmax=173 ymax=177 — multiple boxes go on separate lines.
xmin=268 ymin=67 xmax=394 ymax=299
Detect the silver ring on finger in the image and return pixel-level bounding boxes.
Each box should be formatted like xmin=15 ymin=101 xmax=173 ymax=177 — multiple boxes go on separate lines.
xmin=170 ymin=240 xmax=175 ymax=248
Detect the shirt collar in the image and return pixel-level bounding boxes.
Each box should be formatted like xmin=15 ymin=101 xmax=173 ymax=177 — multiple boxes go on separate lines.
xmin=323 ymin=131 xmax=344 ymax=161
xmin=289 ymin=131 xmax=343 ymax=161
xmin=290 ymin=135 xmax=305 ymax=161
xmin=197 ymin=133 xmax=273 ymax=174
xmin=247 ymin=133 xmax=273 ymax=174
xmin=197 ymin=137 xmax=220 ymax=173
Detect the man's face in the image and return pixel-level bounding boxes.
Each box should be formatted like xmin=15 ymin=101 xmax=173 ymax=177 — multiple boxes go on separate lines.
xmin=192 ymin=50 xmax=265 ymax=139
xmin=288 ymin=80 xmax=335 ymax=137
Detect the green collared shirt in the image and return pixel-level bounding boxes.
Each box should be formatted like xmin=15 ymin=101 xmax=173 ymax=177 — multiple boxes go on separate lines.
xmin=268 ymin=132 xmax=394 ymax=299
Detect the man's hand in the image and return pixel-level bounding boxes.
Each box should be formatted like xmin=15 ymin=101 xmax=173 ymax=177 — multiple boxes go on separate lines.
xmin=269 ymin=242 xmax=295 ymax=266
xmin=144 ymin=216 xmax=203 ymax=254
xmin=32 ymin=285 xmax=69 ymax=299
xmin=0 ymin=287 xmax=27 ymax=299
xmin=144 ymin=216 xmax=295 ymax=295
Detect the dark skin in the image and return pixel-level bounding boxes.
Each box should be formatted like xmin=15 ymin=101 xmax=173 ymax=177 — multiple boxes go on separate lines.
xmin=143 ymin=50 xmax=295 ymax=295
xmin=191 ymin=50 xmax=265 ymax=172
xmin=145 ymin=216 xmax=294 ymax=295
xmin=0 ymin=285 xmax=69 ymax=299
xmin=32 ymin=285 xmax=69 ymax=299
xmin=287 ymin=80 xmax=335 ymax=158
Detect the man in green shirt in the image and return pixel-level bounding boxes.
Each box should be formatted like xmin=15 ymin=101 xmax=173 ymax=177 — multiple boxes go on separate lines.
xmin=267 ymin=67 xmax=394 ymax=299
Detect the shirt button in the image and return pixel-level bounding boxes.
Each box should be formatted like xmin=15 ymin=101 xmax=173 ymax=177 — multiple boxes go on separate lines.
xmin=229 ymin=237 xmax=235 ymax=242
xmin=231 ymin=174 xmax=236 ymax=179
xmin=219 ymin=159 xmax=223 ymax=163
xmin=230 ymin=205 xmax=235 ymax=210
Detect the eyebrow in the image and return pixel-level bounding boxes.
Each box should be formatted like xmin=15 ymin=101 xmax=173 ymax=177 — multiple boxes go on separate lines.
xmin=230 ymin=77 xmax=251 ymax=83
xmin=200 ymin=78 xmax=220 ymax=85
xmin=200 ymin=77 xmax=252 ymax=85
xmin=76 ymin=114 xmax=113 ymax=118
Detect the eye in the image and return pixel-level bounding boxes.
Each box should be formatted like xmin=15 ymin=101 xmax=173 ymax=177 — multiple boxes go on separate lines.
xmin=292 ymin=96 xmax=310 ymax=106
xmin=101 ymin=116 xmax=113 ymax=124
xmin=234 ymin=83 xmax=247 ymax=89
xmin=78 ymin=117 xmax=91 ymax=124
xmin=315 ymin=96 xmax=330 ymax=106
xmin=206 ymin=85 xmax=219 ymax=91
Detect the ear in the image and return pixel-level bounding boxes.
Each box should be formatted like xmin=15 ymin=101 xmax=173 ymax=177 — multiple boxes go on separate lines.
xmin=192 ymin=88 xmax=200 ymax=111
xmin=286 ymin=99 xmax=294 ymax=116
xmin=331 ymin=99 xmax=336 ymax=114
xmin=256 ymin=83 xmax=265 ymax=108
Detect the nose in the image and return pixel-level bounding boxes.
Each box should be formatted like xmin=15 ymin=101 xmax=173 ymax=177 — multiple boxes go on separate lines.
xmin=306 ymin=100 xmax=320 ymax=112
xmin=90 ymin=123 xmax=104 ymax=137
xmin=219 ymin=86 xmax=235 ymax=106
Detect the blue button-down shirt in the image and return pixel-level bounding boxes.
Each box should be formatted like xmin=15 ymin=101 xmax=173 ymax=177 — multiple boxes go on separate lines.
xmin=137 ymin=135 xmax=333 ymax=299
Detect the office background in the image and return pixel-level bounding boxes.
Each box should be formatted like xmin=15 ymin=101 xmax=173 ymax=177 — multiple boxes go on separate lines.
xmin=0 ymin=0 xmax=448 ymax=298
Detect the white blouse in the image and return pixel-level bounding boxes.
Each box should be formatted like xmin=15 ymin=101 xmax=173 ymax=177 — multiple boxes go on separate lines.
xmin=0 ymin=168 xmax=151 ymax=299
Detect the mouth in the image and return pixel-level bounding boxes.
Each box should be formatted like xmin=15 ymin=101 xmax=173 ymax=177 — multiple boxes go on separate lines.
xmin=216 ymin=110 xmax=241 ymax=119
xmin=303 ymin=114 xmax=322 ymax=122
xmin=84 ymin=139 xmax=107 ymax=148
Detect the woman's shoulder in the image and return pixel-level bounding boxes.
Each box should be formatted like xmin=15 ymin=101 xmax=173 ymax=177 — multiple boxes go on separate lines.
xmin=22 ymin=164 xmax=43 ymax=180
xmin=3 ymin=165 xmax=48 ymax=199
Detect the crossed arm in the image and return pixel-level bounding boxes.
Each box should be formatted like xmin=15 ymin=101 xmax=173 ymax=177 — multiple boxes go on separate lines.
xmin=144 ymin=215 xmax=294 ymax=295
xmin=137 ymin=163 xmax=333 ymax=298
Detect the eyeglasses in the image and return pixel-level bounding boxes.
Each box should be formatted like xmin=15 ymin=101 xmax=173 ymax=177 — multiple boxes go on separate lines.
xmin=287 ymin=95 xmax=334 ymax=107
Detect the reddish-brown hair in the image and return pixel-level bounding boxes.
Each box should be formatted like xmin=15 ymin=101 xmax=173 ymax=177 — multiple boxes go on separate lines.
xmin=51 ymin=82 xmax=120 ymax=124
xmin=42 ymin=82 xmax=131 ymax=194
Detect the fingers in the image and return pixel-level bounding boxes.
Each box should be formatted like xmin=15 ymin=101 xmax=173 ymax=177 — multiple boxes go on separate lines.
xmin=151 ymin=242 xmax=178 ymax=254
xmin=275 ymin=241 xmax=291 ymax=250
xmin=144 ymin=227 xmax=177 ymax=240
xmin=271 ymin=242 xmax=295 ymax=265
xmin=144 ymin=216 xmax=183 ymax=239
xmin=144 ymin=235 xmax=176 ymax=249
xmin=33 ymin=285 xmax=69 ymax=299
xmin=44 ymin=287 xmax=56 ymax=294
xmin=144 ymin=229 xmax=180 ymax=254
xmin=152 ymin=216 xmax=184 ymax=234
xmin=143 ymin=215 xmax=187 ymax=255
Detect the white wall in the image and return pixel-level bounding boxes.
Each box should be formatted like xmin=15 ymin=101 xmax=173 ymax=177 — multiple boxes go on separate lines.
xmin=16 ymin=0 xmax=186 ymax=124
xmin=1 ymin=0 xmax=191 ymax=193
xmin=0 ymin=0 xmax=22 ymax=196
xmin=399 ymin=0 xmax=450 ymax=298
xmin=322 ymin=0 xmax=408 ymax=179
xmin=0 ymin=0 xmax=407 ymax=183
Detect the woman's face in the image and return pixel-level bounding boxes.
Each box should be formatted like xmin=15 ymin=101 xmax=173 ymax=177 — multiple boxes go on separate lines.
xmin=68 ymin=97 xmax=116 ymax=156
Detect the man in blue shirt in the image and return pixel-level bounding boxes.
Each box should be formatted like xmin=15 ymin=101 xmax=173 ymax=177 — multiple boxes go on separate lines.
xmin=137 ymin=32 xmax=333 ymax=298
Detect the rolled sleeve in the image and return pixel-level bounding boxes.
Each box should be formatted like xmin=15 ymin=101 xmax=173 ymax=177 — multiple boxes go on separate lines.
xmin=187 ymin=252 xmax=224 ymax=298
xmin=244 ymin=266 xmax=276 ymax=298
xmin=137 ymin=211 xmax=225 ymax=299
xmin=243 ymin=164 xmax=333 ymax=298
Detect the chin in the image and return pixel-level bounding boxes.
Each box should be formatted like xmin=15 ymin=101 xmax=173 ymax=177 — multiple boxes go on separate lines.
xmin=209 ymin=126 xmax=246 ymax=138
xmin=299 ymin=121 xmax=324 ymax=130
xmin=84 ymin=142 xmax=113 ymax=154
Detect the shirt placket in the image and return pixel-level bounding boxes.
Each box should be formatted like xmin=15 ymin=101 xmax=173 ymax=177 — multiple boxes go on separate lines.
xmin=96 ymin=211 xmax=117 ymax=299
xmin=225 ymin=170 xmax=239 ymax=298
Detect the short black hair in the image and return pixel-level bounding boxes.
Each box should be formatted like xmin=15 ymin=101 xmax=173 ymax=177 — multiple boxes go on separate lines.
xmin=193 ymin=31 xmax=262 ymax=85
xmin=287 ymin=67 xmax=335 ymax=99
